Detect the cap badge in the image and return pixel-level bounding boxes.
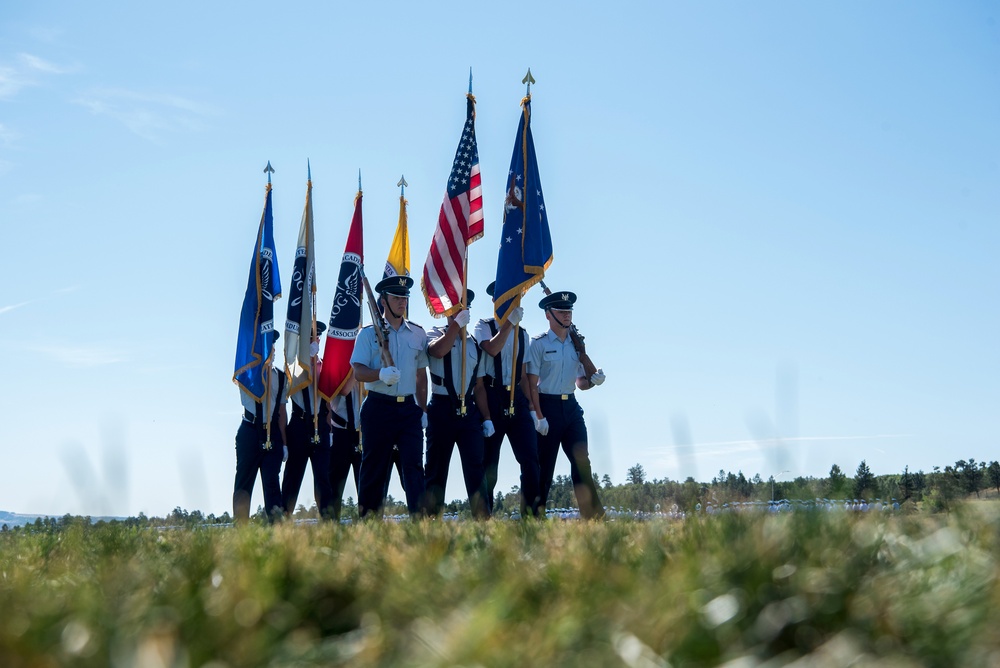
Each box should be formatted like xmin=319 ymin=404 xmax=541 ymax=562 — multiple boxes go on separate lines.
xmin=399 ymin=278 xmax=407 ymax=286
xmin=561 ymin=293 xmax=569 ymax=301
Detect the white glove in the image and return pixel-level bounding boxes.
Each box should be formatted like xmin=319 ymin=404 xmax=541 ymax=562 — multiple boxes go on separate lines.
xmin=508 ymin=306 xmax=524 ymax=326
xmin=282 ymin=445 xmax=288 ymax=463
xmin=421 ymin=412 xmax=428 ymax=429
xmin=379 ymin=366 xmax=401 ymax=386
xmin=590 ymin=368 xmax=606 ymax=386
xmin=310 ymin=341 xmax=320 ymax=357
xmin=535 ymin=417 xmax=549 ymax=436
xmin=453 ymin=309 xmax=471 ymax=329
xmin=530 ymin=410 xmax=538 ymax=428
xmin=482 ymin=420 xmax=495 ymax=438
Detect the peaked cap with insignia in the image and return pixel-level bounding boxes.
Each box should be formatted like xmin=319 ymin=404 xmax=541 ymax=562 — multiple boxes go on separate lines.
xmin=375 ymin=275 xmax=414 ymax=296
xmin=539 ymin=291 xmax=576 ymax=310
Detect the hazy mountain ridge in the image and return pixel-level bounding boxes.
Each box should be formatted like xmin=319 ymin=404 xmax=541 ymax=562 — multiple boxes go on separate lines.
xmin=0 ymin=510 xmax=126 ymax=527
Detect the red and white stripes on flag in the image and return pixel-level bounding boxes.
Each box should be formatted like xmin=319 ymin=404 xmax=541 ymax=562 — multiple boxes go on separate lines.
xmin=421 ymin=94 xmax=483 ymax=317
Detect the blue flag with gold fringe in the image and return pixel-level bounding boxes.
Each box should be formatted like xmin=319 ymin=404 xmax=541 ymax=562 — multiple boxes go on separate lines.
xmin=492 ymin=96 xmax=552 ymax=324
xmin=234 ymin=181 xmax=283 ymax=401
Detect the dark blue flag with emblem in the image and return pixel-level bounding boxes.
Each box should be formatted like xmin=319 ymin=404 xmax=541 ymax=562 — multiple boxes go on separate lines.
xmin=493 ymin=95 xmax=552 ymax=324
xmin=234 ymin=180 xmax=283 ymax=401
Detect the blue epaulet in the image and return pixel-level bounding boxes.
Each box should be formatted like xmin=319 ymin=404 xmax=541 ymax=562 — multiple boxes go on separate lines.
xmin=531 ymin=331 xmax=547 ymax=341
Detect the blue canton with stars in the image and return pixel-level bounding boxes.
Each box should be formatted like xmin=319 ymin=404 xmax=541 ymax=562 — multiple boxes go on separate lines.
xmin=447 ymin=98 xmax=479 ymax=199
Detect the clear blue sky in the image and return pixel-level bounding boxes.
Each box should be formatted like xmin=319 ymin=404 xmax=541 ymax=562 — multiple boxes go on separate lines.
xmin=2 ymin=2 xmax=997 ymax=517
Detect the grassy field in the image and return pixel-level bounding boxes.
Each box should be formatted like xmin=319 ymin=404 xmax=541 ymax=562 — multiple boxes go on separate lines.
xmin=2 ymin=505 xmax=1000 ymax=667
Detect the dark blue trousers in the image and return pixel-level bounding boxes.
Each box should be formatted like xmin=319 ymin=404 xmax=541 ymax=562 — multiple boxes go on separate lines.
xmin=424 ymin=395 xmax=490 ymax=518
xmin=483 ymin=383 xmax=542 ymax=516
xmin=358 ymin=393 xmax=426 ymax=518
xmin=329 ymin=426 xmax=362 ymax=520
xmin=281 ymin=407 xmax=334 ymax=517
xmin=234 ymin=420 xmax=284 ymax=522
xmin=537 ymin=393 xmax=604 ymax=519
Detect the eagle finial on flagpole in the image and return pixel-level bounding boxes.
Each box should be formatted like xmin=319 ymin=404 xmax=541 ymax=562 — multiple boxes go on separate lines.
xmin=397 ymin=174 xmax=408 ymax=197
xmin=522 ymin=68 xmax=535 ymax=96
xmin=264 ymin=161 xmax=275 ymax=184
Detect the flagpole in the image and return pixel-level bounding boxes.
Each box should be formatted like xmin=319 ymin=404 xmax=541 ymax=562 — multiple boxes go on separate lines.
xmin=458 ymin=74 xmax=474 ymax=418
xmin=358 ymin=169 xmax=367 ymax=446
xmin=264 ymin=161 xmax=275 ymax=450
xmin=306 ymin=160 xmax=321 ymax=445
xmin=508 ymin=70 xmax=535 ymax=417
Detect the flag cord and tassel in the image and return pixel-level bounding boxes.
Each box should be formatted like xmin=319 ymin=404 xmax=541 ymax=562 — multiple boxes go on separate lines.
xmin=311 ymin=311 xmax=320 ymax=445
xmin=264 ymin=355 xmax=273 ymax=450
xmin=508 ymin=296 xmax=519 ymax=416
xmin=358 ymin=288 xmax=367 ymax=444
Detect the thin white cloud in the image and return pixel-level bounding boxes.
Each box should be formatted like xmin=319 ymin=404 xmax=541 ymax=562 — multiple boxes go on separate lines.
xmin=0 ymin=52 xmax=72 ymax=101
xmin=73 ymin=88 xmax=219 ymax=142
xmin=17 ymin=52 xmax=73 ymax=75
xmin=0 ymin=301 xmax=33 ymax=315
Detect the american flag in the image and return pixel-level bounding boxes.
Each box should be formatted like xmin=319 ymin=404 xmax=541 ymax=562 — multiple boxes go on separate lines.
xmin=421 ymin=94 xmax=483 ymax=317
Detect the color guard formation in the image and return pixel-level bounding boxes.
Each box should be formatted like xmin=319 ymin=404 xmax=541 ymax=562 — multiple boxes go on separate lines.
xmin=232 ymin=73 xmax=607 ymax=522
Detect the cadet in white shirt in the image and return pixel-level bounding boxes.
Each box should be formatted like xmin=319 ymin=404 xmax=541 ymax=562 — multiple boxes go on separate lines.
xmin=350 ymin=275 xmax=429 ymax=518
xmin=234 ymin=332 xmax=288 ymax=523
xmin=424 ymin=289 xmax=491 ymax=519
xmin=281 ymin=322 xmax=336 ymax=519
xmin=526 ymin=291 xmax=607 ymax=520
xmin=473 ymin=281 xmax=542 ymax=517
xmin=328 ymin=378 xmax=362 ymax=521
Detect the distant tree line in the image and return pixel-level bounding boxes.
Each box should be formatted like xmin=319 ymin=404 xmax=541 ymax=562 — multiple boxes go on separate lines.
xmin=4 ymin=458 xmax=999 ymax=532
xmin=487 ymin=457 xmax=1000 ymax=516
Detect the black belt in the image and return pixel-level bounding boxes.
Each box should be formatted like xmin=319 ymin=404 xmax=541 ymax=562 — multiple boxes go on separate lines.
xmin=486 ymin=376 xmax=518 ymax=390
xmin=539 ymin=392 xmax=575 ymax=401
xmin=430 ymin=392 xmax=476 ymax=416
xmin=291 ymin=404 xmax=328 ymax=419
xmin=365 ymin=392 xmax=414 ymax=404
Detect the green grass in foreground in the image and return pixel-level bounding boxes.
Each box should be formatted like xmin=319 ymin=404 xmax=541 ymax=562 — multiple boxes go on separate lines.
xmin=2 ymin=507 xmax=1000 ymax=667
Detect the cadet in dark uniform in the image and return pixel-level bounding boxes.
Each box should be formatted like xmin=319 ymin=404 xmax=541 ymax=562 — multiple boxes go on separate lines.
xmin=328 ymin=377 xmax=362 ymax=521
xmin=424 ymin=290 xmax=491 ymax=519
xmin=281 ymin=322 xmax=336 ymax=518
xmin=473 ymin=282 xmax=542 ymax=516
xmin=526 ymin=291 xmax=607 ymax=519
xmin=234 ymin=332 xmax=288 ymax=523
xmin=350 ymin=275 xmax=429 ymax=518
